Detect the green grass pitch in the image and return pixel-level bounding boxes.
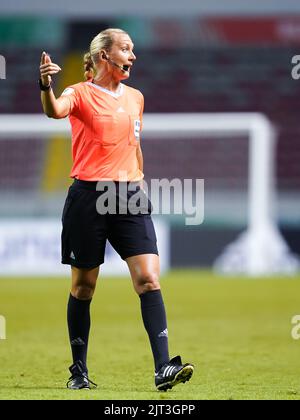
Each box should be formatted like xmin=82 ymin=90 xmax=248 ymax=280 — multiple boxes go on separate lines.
xmin=0 ymin=269 xmax=300 ymax=400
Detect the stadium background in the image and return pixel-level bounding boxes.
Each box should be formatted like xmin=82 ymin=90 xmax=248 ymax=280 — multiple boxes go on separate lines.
xmin=0 ymin=0 xmax=300 ymax=400
xmin=0 ymin=1 xmax=300 ymax=273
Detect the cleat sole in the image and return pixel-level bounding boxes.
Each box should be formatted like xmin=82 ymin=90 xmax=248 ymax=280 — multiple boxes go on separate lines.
xmin=157 ymin=365 xmax=194 ymax=392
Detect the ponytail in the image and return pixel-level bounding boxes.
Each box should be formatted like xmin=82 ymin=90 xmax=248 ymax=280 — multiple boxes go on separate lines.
xmin=83 ymin=52 xmax=94 ymax=80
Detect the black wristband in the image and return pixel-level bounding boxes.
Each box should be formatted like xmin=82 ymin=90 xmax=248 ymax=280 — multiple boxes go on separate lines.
xmin=39 ymin=78 xmax=51 ymax=91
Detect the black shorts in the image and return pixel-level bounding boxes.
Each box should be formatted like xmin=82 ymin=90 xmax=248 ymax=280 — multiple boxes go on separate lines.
xmin=61 ymin=179 xmax=158 ymax=268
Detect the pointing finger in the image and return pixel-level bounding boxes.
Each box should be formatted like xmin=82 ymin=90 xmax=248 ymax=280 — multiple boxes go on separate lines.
xmin=45 ymin=53 xmax=52 ymax=64
xmin=40 ymin=51 xmax=46 ymax=66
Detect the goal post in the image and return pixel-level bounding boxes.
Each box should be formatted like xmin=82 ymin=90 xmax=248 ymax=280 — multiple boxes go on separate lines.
xmin=0 ymin=112 xmax=298 ymax=276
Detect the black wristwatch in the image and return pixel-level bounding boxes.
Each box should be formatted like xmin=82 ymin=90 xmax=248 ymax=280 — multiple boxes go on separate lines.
xmin=39 ymin=78 xmax=52 ymax=91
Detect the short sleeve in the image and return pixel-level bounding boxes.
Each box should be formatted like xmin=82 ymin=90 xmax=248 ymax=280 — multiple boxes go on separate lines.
xmin=60 ymin=86 xmax=79 ymax=115
xmin=139 ymin=93 xmax=144 ymax=133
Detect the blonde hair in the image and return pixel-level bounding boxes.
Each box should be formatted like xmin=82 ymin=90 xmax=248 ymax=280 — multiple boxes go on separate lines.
xmin=83 ymin=28 xmax=128 ymax=80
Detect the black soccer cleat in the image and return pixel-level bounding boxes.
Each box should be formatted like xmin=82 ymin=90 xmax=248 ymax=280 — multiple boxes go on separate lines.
xmin=66 ymin=360 xmax=97 ymax=390
xmin=155 ymin=355 xmax=194 ymax=391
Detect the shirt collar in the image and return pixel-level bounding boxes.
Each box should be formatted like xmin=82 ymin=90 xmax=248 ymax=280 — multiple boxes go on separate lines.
xmin=85 ymin=81 xmax=124 ymax=98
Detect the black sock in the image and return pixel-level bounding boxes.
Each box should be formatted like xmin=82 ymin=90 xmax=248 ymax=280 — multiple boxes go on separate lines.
xmin=140 ymin=289 xmax=169 ymax=371
xmin=67 ymin=294 xmax=91 ymax=371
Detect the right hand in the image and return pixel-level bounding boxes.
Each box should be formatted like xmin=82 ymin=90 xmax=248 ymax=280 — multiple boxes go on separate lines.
xmin=39 ymin=51 xmax=61 ymax=86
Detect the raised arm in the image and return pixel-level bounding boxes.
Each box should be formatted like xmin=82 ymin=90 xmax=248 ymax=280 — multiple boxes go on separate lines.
xmin=39 ymin=52 xmax=70 ymax=119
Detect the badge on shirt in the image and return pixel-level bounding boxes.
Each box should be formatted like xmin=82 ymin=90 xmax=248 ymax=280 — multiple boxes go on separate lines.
xmin=61 ymin=87 xmax=75 ymax=96
xmin=134 ymin=119 xmax=141 ymax=139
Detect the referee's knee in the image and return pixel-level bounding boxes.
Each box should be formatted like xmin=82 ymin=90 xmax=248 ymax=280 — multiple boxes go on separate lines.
xmin=71 ymin=284 xmax=95 ymax=300
xmin=134 ymin=273 xmax=160 ymax=295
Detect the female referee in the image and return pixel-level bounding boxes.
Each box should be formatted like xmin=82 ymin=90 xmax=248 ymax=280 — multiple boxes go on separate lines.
xmin=39 ymin=28 xmax=193 ymax=391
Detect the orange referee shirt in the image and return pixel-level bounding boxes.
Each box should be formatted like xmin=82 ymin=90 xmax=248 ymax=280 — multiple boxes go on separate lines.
xmin=61 ymin=81 xmax=144 ymax=181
